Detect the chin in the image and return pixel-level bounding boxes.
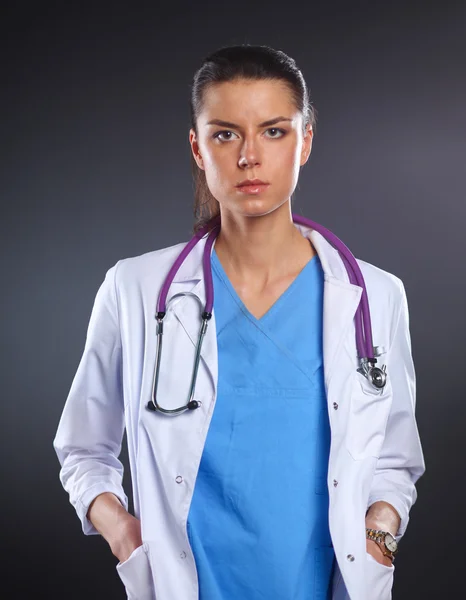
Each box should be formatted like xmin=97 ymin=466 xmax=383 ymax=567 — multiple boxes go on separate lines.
xmin=240 ymin=205 xmax=283 ymax=219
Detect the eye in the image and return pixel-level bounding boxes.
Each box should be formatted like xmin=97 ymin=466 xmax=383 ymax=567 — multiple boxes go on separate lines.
xmin=213 ymin=130 xmax=239 ymax=142
xmin=212 ymin=128 xmax=286 ymax=142
xmin=264 ymin=127 xmax=286 ymax=138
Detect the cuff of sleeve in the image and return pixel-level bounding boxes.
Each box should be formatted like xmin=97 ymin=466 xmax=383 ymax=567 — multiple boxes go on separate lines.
xmin=76 ymin=482 xmax=129 ymax=536
xmin=366 ymin=493 xmax=409 ymax=544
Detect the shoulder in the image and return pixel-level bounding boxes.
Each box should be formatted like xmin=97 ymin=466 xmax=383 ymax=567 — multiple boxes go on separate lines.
xmin=356 ymin=257 xmax=405 ymax=299
xmin=110 ymin=240 xmax=189 ymax=287
xmin=354 ymin=257 xmax=409 ymax=348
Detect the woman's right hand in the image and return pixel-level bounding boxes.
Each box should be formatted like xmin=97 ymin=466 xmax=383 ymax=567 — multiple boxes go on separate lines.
xmin=109 ymin=512 xmax=143 ymax=563
xmin=87 ymin=492 xmax=143 ymax=563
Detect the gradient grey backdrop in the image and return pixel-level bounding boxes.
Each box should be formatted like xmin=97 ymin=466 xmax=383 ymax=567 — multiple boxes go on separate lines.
xmin=2 ymin=2 xmax=465 ymax=598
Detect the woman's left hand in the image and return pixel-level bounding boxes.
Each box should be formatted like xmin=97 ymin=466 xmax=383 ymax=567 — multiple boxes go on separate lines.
xmin=366 ymin=538 xmax=394 ymax=568
xmin=365 ymin=502 xmax=399 ymax=568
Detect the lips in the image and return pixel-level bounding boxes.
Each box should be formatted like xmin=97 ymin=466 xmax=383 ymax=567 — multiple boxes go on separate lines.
xmin=237 ymin=178 xmax=268 ymax=187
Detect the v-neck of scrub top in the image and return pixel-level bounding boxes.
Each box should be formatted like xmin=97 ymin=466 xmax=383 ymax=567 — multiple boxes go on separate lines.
xmin=187 ymin=245 xmax=335 ymax=600
xmin=211 ymin=246 xmax=324 ymax=391
xmin=216 ymin=248 xmax=315 ymax=324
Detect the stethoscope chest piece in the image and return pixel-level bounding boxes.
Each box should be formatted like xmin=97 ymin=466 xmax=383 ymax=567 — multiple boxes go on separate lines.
xmin=369 ymin=365 xmax=387 ymax=389
xmin=357 ymin=360 xmax=387 ymax=390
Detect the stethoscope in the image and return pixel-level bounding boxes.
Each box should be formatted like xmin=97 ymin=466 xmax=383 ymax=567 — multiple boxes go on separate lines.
xmin=147 ymin=213 xmax=387 ymax=415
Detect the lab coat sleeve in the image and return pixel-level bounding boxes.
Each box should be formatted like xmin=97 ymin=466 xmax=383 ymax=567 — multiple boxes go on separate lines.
xmin=366 ymin=278 xmax=426 ymax=544
xmin=53 ymin=261 xmax=129 ymax=536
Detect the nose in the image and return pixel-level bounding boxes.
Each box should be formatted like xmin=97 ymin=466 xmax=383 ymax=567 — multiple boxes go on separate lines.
xmin=238 ymin=141 xmax=260 ymax=168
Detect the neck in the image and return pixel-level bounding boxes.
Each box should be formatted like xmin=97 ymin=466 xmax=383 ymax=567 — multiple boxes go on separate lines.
xmin=213 ymin=203 xmax=315 ymax=287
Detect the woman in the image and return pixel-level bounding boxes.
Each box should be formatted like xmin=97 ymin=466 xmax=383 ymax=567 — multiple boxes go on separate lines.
xmin=53 ymin=44 xmax=425 ymax=600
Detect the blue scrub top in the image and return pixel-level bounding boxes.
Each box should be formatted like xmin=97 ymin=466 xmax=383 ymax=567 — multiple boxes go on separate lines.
xmin=187 ymin=246 xmax=335 ymax=599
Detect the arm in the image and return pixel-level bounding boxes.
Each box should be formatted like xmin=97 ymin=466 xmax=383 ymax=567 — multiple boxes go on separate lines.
xmin=53 ymin=262 xmax=129 ymax=536
xmin=87 ymin=492 xmax=142 ymax=562
xmin=365 ymin=278 xmax=426 ymax=544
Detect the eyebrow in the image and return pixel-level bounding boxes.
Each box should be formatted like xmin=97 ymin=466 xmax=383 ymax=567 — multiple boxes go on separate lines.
xmin=206 ymin=116 xmax=293 ymax=128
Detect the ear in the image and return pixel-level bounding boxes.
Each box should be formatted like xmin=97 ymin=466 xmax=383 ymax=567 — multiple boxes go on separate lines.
xmin=189 ymin=129 xmax=204 ymax=170
xmin=300 ymin=124 xmax=313 ymax=166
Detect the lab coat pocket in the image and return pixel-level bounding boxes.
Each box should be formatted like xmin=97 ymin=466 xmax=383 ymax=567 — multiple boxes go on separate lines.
xmin=365 ymin=551 xmax=395 ymax=599
xmin=345 ymin=372 xmax=393 ymax=461
xmin=116 ymin=542 xmax=155 ymax=600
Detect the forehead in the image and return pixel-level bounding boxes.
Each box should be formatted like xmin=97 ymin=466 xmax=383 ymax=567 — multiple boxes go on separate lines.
xmin=198 ymin=79 xmax=297 ymax=121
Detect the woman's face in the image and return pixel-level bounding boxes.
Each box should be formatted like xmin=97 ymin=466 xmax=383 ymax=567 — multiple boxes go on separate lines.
xmin=190 ymin=78 xmax=313 ymax=219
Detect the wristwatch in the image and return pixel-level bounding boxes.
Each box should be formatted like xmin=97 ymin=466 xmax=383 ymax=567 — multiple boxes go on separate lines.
xmin=366 ymin=528 xmax=398 ymax=561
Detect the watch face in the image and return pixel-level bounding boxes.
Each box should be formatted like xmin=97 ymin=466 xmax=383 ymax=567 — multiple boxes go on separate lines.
xmin=385 ymin=532 xmax=398 ymax=552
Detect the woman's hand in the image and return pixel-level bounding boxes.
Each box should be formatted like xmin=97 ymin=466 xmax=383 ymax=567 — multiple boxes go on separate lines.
xmin=109 ymin=512 xmax=143 ymax=564
xmin=365 ymin=503 xmax=399 ymax=568
xmin=366 ymin=538 xmax=394 ymax=568
xmin=86 ymin=492 xmax=143 ymax=564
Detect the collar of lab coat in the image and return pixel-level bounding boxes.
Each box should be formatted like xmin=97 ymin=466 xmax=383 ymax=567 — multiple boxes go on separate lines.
xmin=168 ymin=221 xmax=363 ymax=393
xmin=171 ymin=221 xmax=352 ymax=284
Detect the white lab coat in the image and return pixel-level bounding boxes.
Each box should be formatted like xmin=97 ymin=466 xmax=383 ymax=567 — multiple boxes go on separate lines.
xmin=53 ymin=222 xmax=425 ymax=600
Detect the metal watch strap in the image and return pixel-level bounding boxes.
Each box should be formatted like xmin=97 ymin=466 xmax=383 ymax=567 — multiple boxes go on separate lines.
xmin=366 ymin=527 xmax=397 ymax=560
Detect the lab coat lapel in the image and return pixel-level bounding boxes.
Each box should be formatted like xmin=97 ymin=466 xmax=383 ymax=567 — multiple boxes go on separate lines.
xmin=168 ymin=239 xmax=218 ymax=396
xmin=168 ymin=223 xmax=363 ymax=399
xmin=306 ymin=226 xmax=363 ymax=392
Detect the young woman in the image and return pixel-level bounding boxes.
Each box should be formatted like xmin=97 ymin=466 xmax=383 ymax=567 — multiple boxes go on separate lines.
xmin=53 ymin=44 xmax=425 ymax=600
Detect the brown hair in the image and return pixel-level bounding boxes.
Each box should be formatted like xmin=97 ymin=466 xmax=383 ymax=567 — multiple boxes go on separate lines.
xmin=189 ymin=44 xmax=317 ymax=236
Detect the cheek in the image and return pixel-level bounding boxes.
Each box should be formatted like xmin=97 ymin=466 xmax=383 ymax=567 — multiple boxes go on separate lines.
xmin=276 ymin=148 xmax=300 ymax=181
xmin=204 ymin=162 xmax=225 ymax=190
xmin=275 ymin=139 xmax=301 ymax=167
xmin=205 ymin=150 xmax=235 ymax=185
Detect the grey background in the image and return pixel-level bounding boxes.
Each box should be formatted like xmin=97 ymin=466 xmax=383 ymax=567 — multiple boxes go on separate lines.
xmin=2 ymin=1 xmax=465 ymax=598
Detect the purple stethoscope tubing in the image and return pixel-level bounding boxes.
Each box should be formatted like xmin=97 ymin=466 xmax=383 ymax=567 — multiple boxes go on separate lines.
xmin=148 ymin=213 xmax=387 ymax=414
xmin=158 ymin=213 xmax=371 ymax=354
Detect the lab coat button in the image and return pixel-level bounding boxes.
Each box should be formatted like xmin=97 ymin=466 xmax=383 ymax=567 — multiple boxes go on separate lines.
xmin=333 ymin=479 xmax=338 ymax=487
xmin=180 ymin=551 xmax=187 ymax=559
xmin=175 ymin=475 xmax=183 ymax=483
xmin=333 ymin=402 xmax=338 ymax=410
xmin=347 ymin=554 xmax=355 ymax=562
